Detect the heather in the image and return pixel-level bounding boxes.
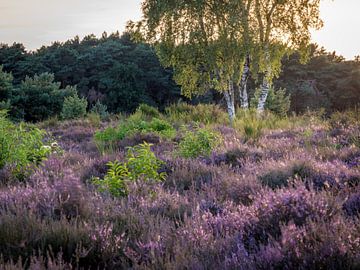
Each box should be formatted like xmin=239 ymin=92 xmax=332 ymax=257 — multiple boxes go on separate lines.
xmin=0 ymin=106 xmax=359 ymax=269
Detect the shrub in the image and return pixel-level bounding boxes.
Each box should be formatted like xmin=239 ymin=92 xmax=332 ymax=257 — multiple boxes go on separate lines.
xmin=94 ymin=127 xmax=120 ymax=154
xmin=259 ymin=162 xmax=314 ymax=189
xmin=61 ymin=94 xmax=88 ymax=120
xmin=90 ymin=101 xmax=109 ymax=120
xmin=94 ymin=116 xmax=176 ymax=153
xmin=265 ymin=88 xmax=291 ymax=117
xmin=0 ymin=112 xmax=55 ymax=180
xmin=343 ymin=192 xmax=360 ymax=217
xmin=235 ymin=110 xmax=264 ymax=142
xmin=0 ymin=66 xmax=13 ymax=107
xmin=178 ymin=128 xmax=221 ymax=159
xmin=87 ymin=112 xmax=101 ymax=127
xmin=93 ymin=143 xmax=166 ymax=197
xmin=164 ymin=159 xmax=214 ymax=192
xmin=11 ymin=73 xmax=75 ymax=122
xmin=329 ymin=109 xmax=359 ymax=129
xmin=136 ymin=103 xmax=161 ymax=119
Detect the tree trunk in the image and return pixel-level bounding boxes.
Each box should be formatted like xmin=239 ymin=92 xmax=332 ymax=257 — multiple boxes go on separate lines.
xmin=257 ymin=75 xmax=270 ymax=112
xmin=224 ymin=80 xmax=236 ymax=125
xmin=239 ymin=55 xmax=250 ymax=109
xmin=257 ymin=48 xmax=271 ymax=112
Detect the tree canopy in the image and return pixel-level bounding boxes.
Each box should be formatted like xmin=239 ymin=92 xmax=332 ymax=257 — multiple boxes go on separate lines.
xmin=0 ymin=32 xmax=181 ymax=115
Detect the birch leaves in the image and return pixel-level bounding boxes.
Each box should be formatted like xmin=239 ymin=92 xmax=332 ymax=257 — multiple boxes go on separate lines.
xmin=131 ymin=0 xmax=323 ymax=118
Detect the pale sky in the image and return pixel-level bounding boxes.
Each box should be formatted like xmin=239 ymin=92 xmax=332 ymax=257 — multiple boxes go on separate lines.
xmin=0 ymin=0 xmax=359 ymax=59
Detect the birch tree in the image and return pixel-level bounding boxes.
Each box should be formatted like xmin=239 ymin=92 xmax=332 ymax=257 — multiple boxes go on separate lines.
xmin=249 ymin=0 xmax=323 ymax=112
xmin=128 ymin=0 xmax=249 ymax=124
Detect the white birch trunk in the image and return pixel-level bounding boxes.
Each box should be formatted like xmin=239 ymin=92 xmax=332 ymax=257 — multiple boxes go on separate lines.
xmin=239 ymin=55 xmax=250 ymax=109
xmin=257 ymin=76 xmax=270 ymax=112
xmin=224 ymin=80 xmax=236 ymax=125
xmin=257 ymin=48 xmax=271 ymax=112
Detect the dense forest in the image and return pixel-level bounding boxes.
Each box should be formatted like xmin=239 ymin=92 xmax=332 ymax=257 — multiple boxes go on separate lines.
xmin=0 ymin=32 xmax=359 ymax=122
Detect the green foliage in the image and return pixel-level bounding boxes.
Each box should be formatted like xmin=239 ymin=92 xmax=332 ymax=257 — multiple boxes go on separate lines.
xmin=0 ymin=111 xmax=56 ymax=179
xmin=265 ymin=88 xmax=291 ymax=117
xmin=11 ymin=73 xmax=74 ymax=122
xmin=61 ymin=93 xmax=88 ymax=120
xmin=93 ymin=143 xmax=166 ymax=197
xmin=126 ymin=142 xmax=166 ymax=181
xmin=87 ymin=112 xmax=101 ymax=128
xmin=329 ymin=109 xmax=359 ymax=129
xmin=94 ymin=127 xmax=119 ymax=154
xmin=251 ymin=87 xmax=291 ymax=117
xmin=90 ymin=101 xmax=109 ymax=120
xmin=95 ymin=113 xmax=176 ymax=154
xmin=235 ymin=110 xmax=264 ymax=142
xmin=178 ymin=128 xmax=221 ymax=159
xmin=276 ymin=45 xmax=360 ymax=112
xmin=136 ymin=104 xmax=161 ymax=119
xmin=0 ymin=34 xmax=180 ymax=115
xmin=92 ymin=161 xmax=129 ymax=197
xmin=165 ymin=103 xmax=228 ymax=125
xmin=0 ymin=66 xmax=13 ymax=105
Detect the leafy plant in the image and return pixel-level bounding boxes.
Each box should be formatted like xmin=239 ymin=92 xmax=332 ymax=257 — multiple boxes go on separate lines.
xmin=178 ymin=128 xmax=221 ymax=158
xmin=92 ymin=161 xmax=129 ymax=197
xmin=93 ymin=142 xmax=166 ymax=197
xmin=61 ymin=94 xmax=88 ymax=120
xmin=0 ymin=111 xmax=56 ymax=180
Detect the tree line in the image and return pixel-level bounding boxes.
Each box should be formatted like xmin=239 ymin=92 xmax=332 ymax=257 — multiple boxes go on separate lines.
xmin=0 ymin=31 xmax=359 ymax=122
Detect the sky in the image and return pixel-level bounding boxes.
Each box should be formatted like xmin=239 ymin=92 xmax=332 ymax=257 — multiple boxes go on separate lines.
xmin=0 ymin=0 xmax=359 ymax=59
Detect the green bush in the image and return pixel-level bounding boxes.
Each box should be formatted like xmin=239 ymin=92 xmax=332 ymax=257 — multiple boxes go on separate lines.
xmin=178 ymin=128 xmax=221 ymax=158
xmin=0 ymin=111 xmax=55 ymax=180
xmin=265 ymin=88 xmax=291 ymax=117
xmin=11 ymin=73 xmax=75 ymax=122
xmin=61 ymin=94 xmax=88 ymax=120
xmin=90 ymin=101 xmax=109 ymax=120
xmin=0 ymin=66 xmax=13 ymax=106
xmin=165 ymin=103 xmax=228 ymax=124
xmin=93 ymin=143 xmax=166 ymax=197
xmin=94 ymin=114 xmax=176 ymax=153
xmin=136 ymin=103 xmax=161 ymax=119
xmin=235 ymin=110 xmax=264 ymax=142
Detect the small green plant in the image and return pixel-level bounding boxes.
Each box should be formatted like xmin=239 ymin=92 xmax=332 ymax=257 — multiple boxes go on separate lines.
xmin=0 ymin=111 xmax=57 ymax=180
xmin=92 ymin=161 xmax=129 ymax=197
xmin=93 ymin=142 xmax=166 ymax=197
xmin=61 ymin=94 xmax=88 ymax=120
xmin=178 ymin=128 xmax=221 ymax=158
